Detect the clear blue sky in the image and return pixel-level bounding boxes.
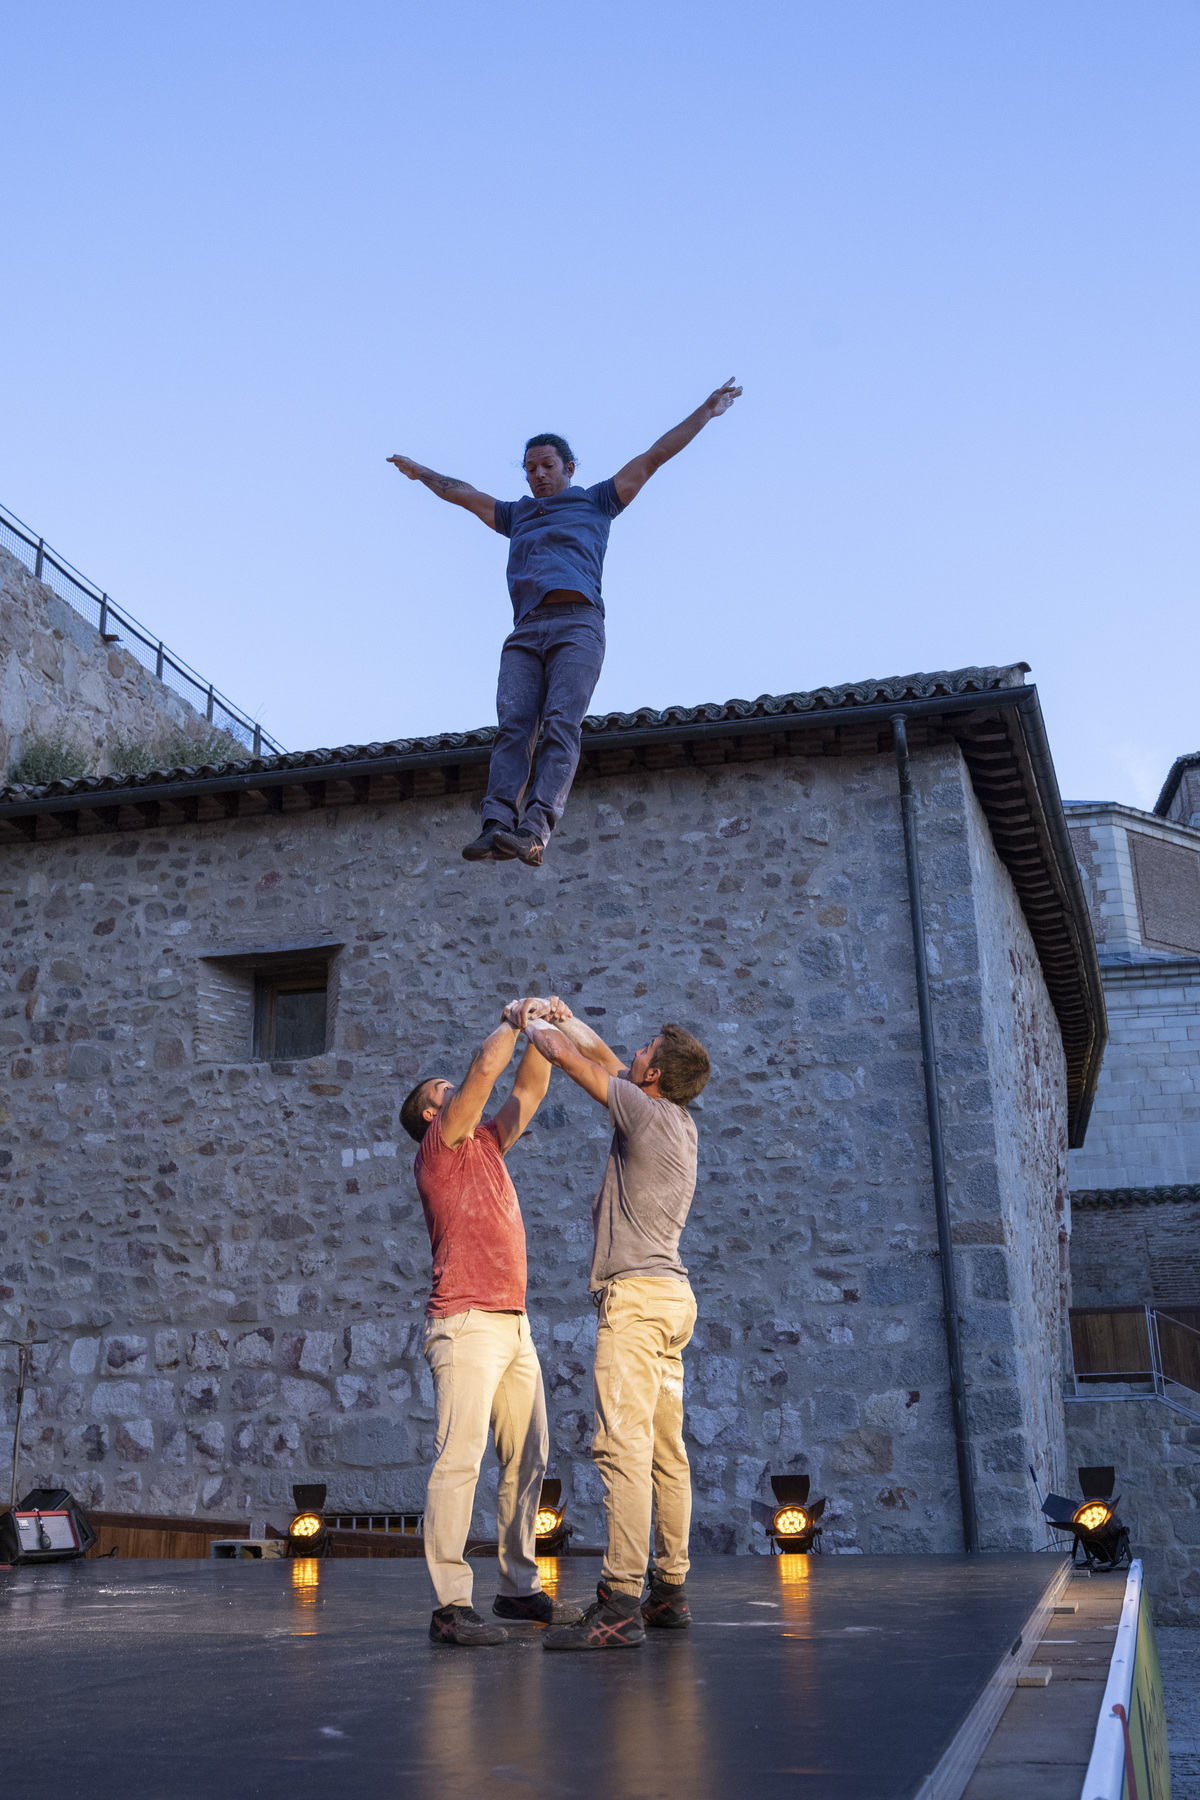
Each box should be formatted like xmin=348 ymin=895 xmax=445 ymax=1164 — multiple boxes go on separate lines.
xmin=3 ymin=2 xmax=1198 ymax=808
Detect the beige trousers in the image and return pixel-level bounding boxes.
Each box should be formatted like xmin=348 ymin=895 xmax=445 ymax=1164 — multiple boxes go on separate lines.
xmin=423 ymin=1309 xmax=548 ymax=1609
xmin=592 ymin=1276 xmax=698 ymax=1597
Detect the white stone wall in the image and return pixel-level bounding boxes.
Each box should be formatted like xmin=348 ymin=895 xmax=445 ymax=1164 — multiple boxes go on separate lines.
xmin=0 ymin=744 xmax=1070 ymax=1553
xmin=0 ymin=544 xmax=210 ymax=779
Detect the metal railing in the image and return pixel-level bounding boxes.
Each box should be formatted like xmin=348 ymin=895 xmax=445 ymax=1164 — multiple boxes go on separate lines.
xmin=0 ymin=501 xmax=282 ymax=758
xmin=1067 ymin=1303 xmax=1200 ymax=1422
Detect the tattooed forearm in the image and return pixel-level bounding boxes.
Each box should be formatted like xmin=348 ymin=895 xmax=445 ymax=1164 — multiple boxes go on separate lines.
xmin=420 ymin=470 xmax=469 ymax=496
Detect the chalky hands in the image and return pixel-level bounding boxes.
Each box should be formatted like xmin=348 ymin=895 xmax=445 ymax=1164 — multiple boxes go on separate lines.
xmin=387 ymin=454 xmax=422 ymax=479
xmin=704 ymin=377 xmax=742 ymax=419
xmin=500 ymin=995 xmax=555 ymax=1032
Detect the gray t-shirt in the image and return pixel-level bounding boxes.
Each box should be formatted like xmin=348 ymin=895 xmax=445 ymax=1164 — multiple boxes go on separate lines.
xmin=589 ymin=1075 xmax=698 ymax=1291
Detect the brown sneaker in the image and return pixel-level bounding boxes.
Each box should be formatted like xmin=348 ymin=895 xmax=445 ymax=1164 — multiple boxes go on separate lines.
xmin=493 ymin=1592 xmax=584 ymax=1625
xmin=429 ymin=1604 xmax=508 ymax=1646
xmin=491 ymin=828 xmax=544 ymax=867
xmin=641 ymin=1566 xmax=691 ymax=1629
xmin=462 ymin=828 xmax=517 ymax=863
xmin=543 ymin=1581 xmax=646 ymax=1651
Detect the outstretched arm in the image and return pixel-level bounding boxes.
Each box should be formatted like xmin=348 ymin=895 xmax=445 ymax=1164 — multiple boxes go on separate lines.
xmin=612 ymin=378 xmax=742 ymax=507
xmin=387 ymin=454 xmax=497 ymax=528
xmin=493 ymin=1002 xmax=554 ymax=1151
xmin=439 ymin=1022 xmax=518 ymax=1147
xmin=543 ymin=999 xmax=625 ymax=1077
xmin=523 ymin=1020 xmax=613 ymax=1107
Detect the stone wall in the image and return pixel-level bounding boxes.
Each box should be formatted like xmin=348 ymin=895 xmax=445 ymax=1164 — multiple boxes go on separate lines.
xmin=965 ymin=783 xmax=1073 ymax=1529
xmin=1072 ymin=1193 xmax=1200 ymax=1308
xmin=0 ymin=742 xmax=1069 ymax=1553
xmin=0 ymin=544 xmax=211 ymax=779
xmin=1065 ymin=1395 xmax=1200 ymax=1625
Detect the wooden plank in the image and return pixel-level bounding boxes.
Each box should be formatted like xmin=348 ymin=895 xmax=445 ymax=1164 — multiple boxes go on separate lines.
xmin=1070 ymin=1308 xmax=1151 ymax=1379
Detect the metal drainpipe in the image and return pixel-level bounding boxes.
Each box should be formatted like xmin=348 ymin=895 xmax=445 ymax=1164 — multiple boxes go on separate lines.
xmin=892 ymin=713 xmax=980 ymax=1553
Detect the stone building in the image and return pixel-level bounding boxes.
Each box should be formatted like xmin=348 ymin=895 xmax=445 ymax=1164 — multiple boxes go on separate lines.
xmin=0 ymin=663 xmax=1103 ymax=1559
xmin=1063 ymin=779 xmax=1200 ymax=1623
xmin=0 ymin=544 xmax=215 ymax=780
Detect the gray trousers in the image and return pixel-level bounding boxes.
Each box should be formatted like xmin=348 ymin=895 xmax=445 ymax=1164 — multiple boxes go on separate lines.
xmin=482 ymin=601 xmax=605 ymax=844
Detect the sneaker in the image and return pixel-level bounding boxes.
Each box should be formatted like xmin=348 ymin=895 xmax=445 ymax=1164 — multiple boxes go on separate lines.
xmin=542 ymin=1581 xmax=646 ymax=1651
xmin=641 ymin=1566 xmax=691 ymax=1630
xmin=429 ymin=1604 xmax=508 ymax=1646
xmin=493 ymin=1592 xmax=584 ymax=1625
xmin=461 ymin=828 xmax=517 ymax=863
xmin=491 ymin=827 xmax=544 ymax=868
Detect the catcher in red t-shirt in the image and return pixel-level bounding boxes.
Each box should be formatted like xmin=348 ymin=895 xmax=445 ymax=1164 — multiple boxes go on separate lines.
xmin=400 ymin=997 xmax=583 ymax=1647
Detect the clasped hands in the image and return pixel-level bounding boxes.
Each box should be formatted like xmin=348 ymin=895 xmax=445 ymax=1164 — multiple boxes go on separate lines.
xmin=500 ymin=995 xmax=570 ymax=1033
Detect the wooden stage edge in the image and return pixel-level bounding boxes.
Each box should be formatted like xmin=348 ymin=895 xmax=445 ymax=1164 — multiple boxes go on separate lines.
xmin=83 ymin=1509 xmax=604 ymax=1561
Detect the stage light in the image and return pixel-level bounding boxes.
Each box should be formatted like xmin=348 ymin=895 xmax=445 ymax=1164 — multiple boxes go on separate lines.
xmin=534 ymin=1478 xmax=571 ymax=1554
xmin=767 ymin=1476 xmax=825 ymax=1553
xmin=1072 ymin=1501 xmax=1111 ymax=1533
xmin=1040 ymin=1466 xmax=1131 ymax=1573
xmin=773 ymin=1506 xmax=810 ymax=1537
xmin=287 ymin=1483 xmax=330 ymax=1558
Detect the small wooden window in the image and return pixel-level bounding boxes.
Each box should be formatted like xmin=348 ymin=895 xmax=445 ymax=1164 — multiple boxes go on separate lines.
xmin=252 ymin=959 xmax=331 ymax=1060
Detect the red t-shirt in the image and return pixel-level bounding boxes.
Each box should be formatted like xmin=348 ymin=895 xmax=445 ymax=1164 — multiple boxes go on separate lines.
xmin=414 ymin=1114 xmax=528 ymax=1318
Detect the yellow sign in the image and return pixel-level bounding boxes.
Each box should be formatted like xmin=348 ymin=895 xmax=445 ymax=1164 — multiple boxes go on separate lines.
xmin=1122 ymin=1581 xmax=1170 ymax=1800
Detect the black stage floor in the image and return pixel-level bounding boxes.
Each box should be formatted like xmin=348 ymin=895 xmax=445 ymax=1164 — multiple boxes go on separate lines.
xmin=0 ymin=1552 xmax=1067 ymax=1800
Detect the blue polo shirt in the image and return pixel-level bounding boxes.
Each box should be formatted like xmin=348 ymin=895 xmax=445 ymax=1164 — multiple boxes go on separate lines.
xmin=493 ymin=479 xmax=625 ymax=624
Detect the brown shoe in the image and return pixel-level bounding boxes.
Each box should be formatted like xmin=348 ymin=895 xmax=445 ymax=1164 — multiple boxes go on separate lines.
xmin=429 ymin=1604 xmax=508 ymax=1646
xmin=491 ymin=828 xmax=544 ymax=867
xmin=461 ymin=828 xmax=517 ymax=863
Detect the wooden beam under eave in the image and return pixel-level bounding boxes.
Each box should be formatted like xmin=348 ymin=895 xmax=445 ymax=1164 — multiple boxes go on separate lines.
xmin=134 ymin=800 xmax=161 ymax=827
xmin=219 ymin=792 xmax=242 ymax=820
xmin=302 ymin=781 xmax=328 ymax=809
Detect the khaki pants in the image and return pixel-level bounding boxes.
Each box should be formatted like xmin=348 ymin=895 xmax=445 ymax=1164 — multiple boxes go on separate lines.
xmin=423 ymin=1309 xmax=548 ymax=1609
xmin=592 ymin=1276 xmax=698 ymax=1597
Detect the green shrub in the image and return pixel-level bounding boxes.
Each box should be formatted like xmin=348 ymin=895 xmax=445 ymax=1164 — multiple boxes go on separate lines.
xmin=9 ymin=735 xmax=91 ymax=786
xmin=106 ymin=728 xmax=246 ymax=778
xmin=165 ymin=729 xmax=245 ymax=767
xmin=106 ymin=737 xmax=165 ymax=777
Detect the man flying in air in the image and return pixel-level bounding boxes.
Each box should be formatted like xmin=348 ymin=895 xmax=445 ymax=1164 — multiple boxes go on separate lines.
xmin=388 ymin=378 xmax=742 ymax=869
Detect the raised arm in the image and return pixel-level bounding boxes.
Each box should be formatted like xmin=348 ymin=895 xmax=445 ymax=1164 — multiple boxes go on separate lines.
xmin=439 ymin=1022 xmax=518 ymax=1147
xmin=492 ymin=1045 xmax=552 ymax=1152
xmin=543 ymin=999 xmax=625 ymax=1077
xmin=612 ymin=378 xmax=742 ymax=507
xmin=523 ymin=1020 xmax=613 ymax=1107
xmin=387 ymin=454 xmax=497 ymax=528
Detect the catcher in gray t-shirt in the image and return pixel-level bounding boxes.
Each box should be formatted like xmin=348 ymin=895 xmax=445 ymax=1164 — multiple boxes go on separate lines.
xmin=590 ymin=1075 xmax=697 ymax=1291
xmin=522 ymin=1000 xmax=712 ymax=1647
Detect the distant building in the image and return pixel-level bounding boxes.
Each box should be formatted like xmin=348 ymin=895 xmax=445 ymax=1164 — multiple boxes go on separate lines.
xmin=1066 ymin=793 xmax=1200 ymax=1297
xmin=0 ymin=664 xmax=1102 ymax=1563
xmin=1063 ymin=768 xmax=1200 ymax=1623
